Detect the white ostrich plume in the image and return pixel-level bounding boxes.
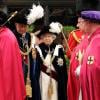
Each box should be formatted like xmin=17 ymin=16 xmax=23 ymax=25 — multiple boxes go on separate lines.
xmin=27 ymin=4 xmax=44 ymax=25
xmin=49 ymin=22 xmax=63 ymax=34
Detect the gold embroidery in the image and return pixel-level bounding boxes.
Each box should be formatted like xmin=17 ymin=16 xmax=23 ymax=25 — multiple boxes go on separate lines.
xmin=72 ymin=31 xmax=81 ymax=43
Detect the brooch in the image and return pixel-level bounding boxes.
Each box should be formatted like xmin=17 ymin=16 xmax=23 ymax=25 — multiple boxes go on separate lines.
xmin=87 ymin=56 xmax=94 ymax=65
xmin=76 ymin=50 xmax=83 ymax=63
xmin=57 ymin=58 xmax=64 ymax=66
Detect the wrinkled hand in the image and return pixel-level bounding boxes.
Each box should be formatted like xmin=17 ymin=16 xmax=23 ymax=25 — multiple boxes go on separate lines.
xmin=32 ymin=48 xmax=36 ymax=59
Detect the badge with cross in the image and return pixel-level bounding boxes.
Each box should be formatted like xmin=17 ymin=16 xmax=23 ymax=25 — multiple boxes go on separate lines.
xmin=57 ymin=58 xmax=64 ymax=66
xmin=87 ymin=56 xmax=94 ymax=65
xmin=76 ymin=50 xmax=83 ymax=64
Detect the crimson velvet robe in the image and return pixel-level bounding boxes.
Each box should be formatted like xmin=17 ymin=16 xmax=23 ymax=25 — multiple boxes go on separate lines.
xmin=0 ymin=27 xmax=26 ymax=100
xmin=80 ymin=27 xmax=100 ymax=100
xmin=67 ymin=35 xmax=88 ymax=100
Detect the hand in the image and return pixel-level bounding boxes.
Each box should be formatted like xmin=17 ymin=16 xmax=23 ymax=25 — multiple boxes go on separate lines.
xmin=75 ymin=65 xmax=81 ymax=78
xmin=32 ymin=48 xmax=36 ymax=59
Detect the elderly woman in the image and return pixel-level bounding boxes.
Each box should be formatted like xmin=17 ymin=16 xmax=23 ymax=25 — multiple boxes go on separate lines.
xmin=32 ymin=24 xmax=68 ymax=100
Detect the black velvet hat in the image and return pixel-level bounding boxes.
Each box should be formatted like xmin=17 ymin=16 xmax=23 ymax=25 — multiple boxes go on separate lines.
xmin=37 ymin=25 xmax=57 ymax=38
xmin=13 ymin=9 xmax=29 ymax=25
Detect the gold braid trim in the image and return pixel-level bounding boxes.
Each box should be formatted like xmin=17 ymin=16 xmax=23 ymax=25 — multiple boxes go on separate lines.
xmin=72 ymin=31 xmax=81 ymax=43
xmin=26 ymin=45 xmax=32 ymax=98
xmin=48 ymin=79 xmax=53 ymax=100
xmin=21 ymin=44 xmax=32 ymax=98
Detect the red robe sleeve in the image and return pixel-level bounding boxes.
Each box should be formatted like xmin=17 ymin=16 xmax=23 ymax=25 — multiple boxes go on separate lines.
xmin=66 ymin=29 xmax=83 ymax=59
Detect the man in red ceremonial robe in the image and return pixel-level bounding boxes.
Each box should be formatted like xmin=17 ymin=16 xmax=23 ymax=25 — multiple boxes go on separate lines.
xmin=67 ymin=17 xmax=89 ymax=100
xmin=66 ymin=29 xmax=83 ymax=59
xmin=80 ymin=11 xmax=100 ymax=100
xmin=67 ymin=35 xmax=88 ymax=100
xmin=0 ymin=11 xmax=26 ymax=100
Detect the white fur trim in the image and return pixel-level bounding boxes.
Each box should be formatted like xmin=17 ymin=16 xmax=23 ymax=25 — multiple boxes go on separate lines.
xmin=35 ymin=45 xmax=44 ymax=60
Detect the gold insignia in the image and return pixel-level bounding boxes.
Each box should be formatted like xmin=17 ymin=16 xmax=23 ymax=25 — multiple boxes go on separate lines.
xmin=87 ymin=56 xmax=94 ymax=65
xmin=76 ymin=52 xmax=79 ymax=60
xmin=76 ymin=50 xmax=83 ymax=64
xmin=57 ymin=58 xmax=64 ymax=66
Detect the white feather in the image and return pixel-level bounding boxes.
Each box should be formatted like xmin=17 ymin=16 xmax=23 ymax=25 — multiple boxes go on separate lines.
xmin=31 ymin=34 xmax=36 ymax=48
xmin=32 ymin=4 xmax=37 ymax=9
xmin=27 ymin=4 xmax=44 ymax=25
xmin=49 ymin=22 xmax=63 ymax=34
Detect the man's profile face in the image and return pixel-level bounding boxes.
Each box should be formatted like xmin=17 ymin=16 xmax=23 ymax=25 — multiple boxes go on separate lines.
xmin=77 ymin=17 xmax=85 ymax=33
xmin=15 ymin=23 xmax=28 ymax=34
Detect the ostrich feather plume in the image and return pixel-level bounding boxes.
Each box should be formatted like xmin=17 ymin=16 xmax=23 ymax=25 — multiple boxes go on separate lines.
xmin=49 ymin=22 xmax=63 ymax=34
xmin=27 ymin=4 xmax=44 ymax=25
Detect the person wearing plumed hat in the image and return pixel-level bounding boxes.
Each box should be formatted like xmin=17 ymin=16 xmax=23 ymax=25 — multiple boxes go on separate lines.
xmin=12 ymin=4 xmax=45 ymax=100
xmin=32 ymin=22 xmax=68 ymax=100
xmin=67 ymin=16 xmax=89 ymax=100
xmin=12 ymin=9 xmax=32 ymax=87
xmin=0 ymin=11 xmax=26 ymax=100
xmin=74 ymin=10 xmax=100 ymax=100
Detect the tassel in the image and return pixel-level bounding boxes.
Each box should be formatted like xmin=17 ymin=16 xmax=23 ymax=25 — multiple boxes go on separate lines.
xmin=26 ymin=78 xmax=32 ymax=98
xmin=47 ymin=79 xmax=53 ymax=100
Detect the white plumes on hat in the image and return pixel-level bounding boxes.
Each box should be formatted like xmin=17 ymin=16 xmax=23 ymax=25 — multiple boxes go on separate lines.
xmin=27 ymin=4 xmax=44 ymax=25
xmin=49 ymin=22 xmax=63 ymax=34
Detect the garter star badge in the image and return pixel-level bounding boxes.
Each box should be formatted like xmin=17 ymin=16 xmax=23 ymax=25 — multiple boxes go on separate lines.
xmin=75 ymin=50 xmax=83 ymax=64
xmin=87 ymin=56 xmax=94 ymax=65
xmin=76 ymin=52 xmax=79 ymax=60
xmin=57 ymin=58 xmax=64 ymax=66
